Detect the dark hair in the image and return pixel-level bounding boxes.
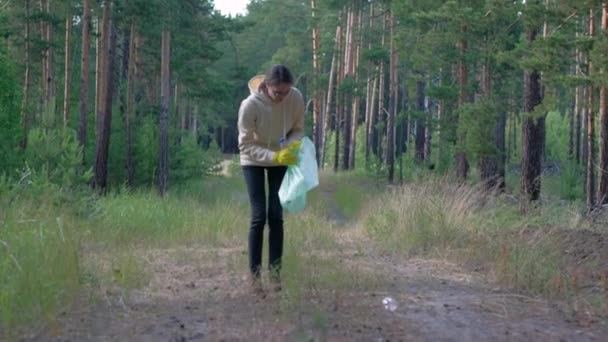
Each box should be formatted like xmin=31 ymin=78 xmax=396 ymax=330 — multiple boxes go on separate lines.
xmin=264 ymin=64 xmax=294 ymax=86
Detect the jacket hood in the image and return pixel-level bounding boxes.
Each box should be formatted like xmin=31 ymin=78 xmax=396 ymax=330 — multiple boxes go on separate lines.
xmin=247 ymin=75 xmax=273 ymax=104
xmin=247 ymin=75 xmax=265 ymax=94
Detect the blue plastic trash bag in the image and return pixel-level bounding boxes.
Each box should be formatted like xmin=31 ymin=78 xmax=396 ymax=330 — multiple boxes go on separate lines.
xmin=279 ymin=137 xmax=319 ymax=213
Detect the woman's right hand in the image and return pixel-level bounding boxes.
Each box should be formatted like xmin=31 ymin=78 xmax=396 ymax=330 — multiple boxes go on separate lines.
xmin=273 ymin=141 xmax=302 ymax=166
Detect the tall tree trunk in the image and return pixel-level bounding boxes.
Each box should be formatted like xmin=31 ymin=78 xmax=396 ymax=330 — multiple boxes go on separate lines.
xmin=424 ymin=89 xmax=432 ymax=162
xmin=437 ymin=97 xmax=445 ymax=168
xmin=512 ymin=111 xmax=518 ymax=163
xmin=415 ymin=80 xmax=426 ymax=164
xmin=40 ymin=0 xmax=47 ymax=117
xmin=159 ymin=30 xmax=171 ymax=195
xmin=598 ymin=1 xmax=608 ymax=205
xmin=520 ymin=26 xmax=545 ymax=212
xmin=456 ymin=25 xmax=469 ymax=180
xmin=496 ymin=111 xmax=507 ymax=189
xmin=311 ymin=0 xmax=321 ymax=162
xmin=348 ymin=5 xmax=362 ymax=170
xmin=399 ymin=84 xmax=409 ymax=183
xmin=93 ymin=0 xmax=114 ymax=192
xmin=573 ymin=69 xmax=581 ymax=163
xmin=45 ymin=0 xmax=54 ymax=117
xmin=364 ymin=3 xmax=375 ymax=165
xmin=21 ymin=0 xmax=31 ymax=149
xmin=125 ymin=20 xmax=136 ymax=187
xmin=321 ymin=25 xmax=339 ymax=168
xmin=367 ymin=70 xmax=378 ymax=164
xmin=40 ymin=0 xmax=54 ymax=123
xmin=376 ymin=12 xmax=388 ymax=162
xmin=174 ymin=82 xmax=180 ymax=135
xmin=570 ymin=47 xmax=580 ymax=163
xmin=78 ymin=0 xmax=91 ymax=154
xmin=94 ymin=12 xmax=101 ymax=123
xmin=582 ymin=86 xmax=589 ymax=172
xmin=578 ymin=86 xmax=585 ymax=165
xmin=569 ymin=90 xmax=575 ymax=160
xmin=334 ymin=12 xmax=344 ymax=173
xmin=506 ymin=111 xmax=512 ymax=164
xmin=342 ymin=5 xmax=355 ymax=170
xmin=192 ymin=104 xmax=198 ymax=138
xmin=386 ymin=12 xmax=397 ymax=182
xmin=479 ymin=58 xmax=503 ymax=190
xmin=587 ymin=7 xmax=597 ymax=210
xmin=63 ymin=4 xmax=73 ymax=127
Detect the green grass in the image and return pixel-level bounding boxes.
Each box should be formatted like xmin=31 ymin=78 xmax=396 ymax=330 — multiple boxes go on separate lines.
xmin=322 ymin=171 xmax=381 ymax=220
xmin=0 ymin=197 xmax=81 ymax=336
xmin=1 ymin=166 xmax=603 ymax=338
xmin=88 ymin=177 xmax=249 ymax=248
xmin=0 ymin=176 xmax=250 ymax=338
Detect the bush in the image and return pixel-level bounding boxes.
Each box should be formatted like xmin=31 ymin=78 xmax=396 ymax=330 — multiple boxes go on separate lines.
xmin=24 ymin=128 xmax=92 ymax=189
xmin=172 ymin=134 xmax=223 ymax=183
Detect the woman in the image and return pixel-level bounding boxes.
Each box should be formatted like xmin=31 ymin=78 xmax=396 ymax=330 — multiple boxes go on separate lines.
xmin=237 ymin=64 xmax=305 ymax=295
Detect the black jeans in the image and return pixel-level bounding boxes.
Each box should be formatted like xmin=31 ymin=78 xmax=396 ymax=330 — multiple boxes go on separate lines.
xmin=242 ymin=165 xmax=288 ymax=277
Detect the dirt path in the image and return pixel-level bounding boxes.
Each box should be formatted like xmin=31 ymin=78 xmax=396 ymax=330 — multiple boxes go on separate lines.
xmin=26 ymin=183 xmax=608 ymax=342
xmin=28 ymin=245 xmax=606 ymax=342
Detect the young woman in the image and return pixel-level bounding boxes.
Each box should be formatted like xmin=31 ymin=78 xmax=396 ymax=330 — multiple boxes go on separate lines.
xmin=237 ymin=64 xmax=305 ymax=294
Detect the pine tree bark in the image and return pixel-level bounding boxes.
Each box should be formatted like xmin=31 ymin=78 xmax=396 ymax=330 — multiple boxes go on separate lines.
xmin=399 ymin=84 xmax=409 ymax=182
xmin=386 ymin=13 xmax=398 ymax=182
xmin=496 ymin=111 xmax=507 ymax=189
xmin=580 ymin=86 xmax=586 ymax=167
xmin=174 ymin=82 xmax=180 ymax=134
xmin=40 ymin=0 xmax=54 ymax=120
xmin=598 ymin=1 xmax=608 ymax=205
xmin=348 ymin=5 xmax=362 ymax=170
xmin=94 ymin=12 xmax=101 ymax=123
xmin=456 ymin=25 xmax=469 ymax=180
xmin=126 ymin=20 xmax=136 ymax=187
xmin=333 ymin=13 xmax=344 ymax=173
xmin=364 ymin=3 xmax=375 ymax=165
xmin=415 ymin=80 xmax=426 ymax=165
xmin=506 ymin=112 xmax=511 ymax=164
xmin=520 ymin=26 xmax=545 ymax=212
xmin=437 ymin=97 xmax=445 ymax=168
xmin=63 ymin=4 xmax=73 ymax=127
xmin=587 ymin=7 xmax=596 ymax=210
xmin=93 ymin=0 xmax=115 ymax=192
xmin=582 ymin=86 xmax=589 ymax=172
xmin=159 ymin=30 xmax=171 ymax=195
xmin=424 ymin=91 xmax=432 ymax=162
xmin=311 ymin=0 xmax=321 ymax=162
xmin=40 ymin=0 xmax=47 ymax=115
xmin=376 ymin=11 xmax=388 ymax=162
xmin=342 ymin=5 xmax=354 ymax=170
xmin=573 ymin=52 xmax=581 ymax=163
xmin=367 ymin=70 xmax=378 ymax=163
xmin=21 ymin=0 xmax=31 ymax=148
xmin=46 ymin=0 xmax=54 ymax=104
xmin=321 ymin=25 xmax=339 ymax=168
xmin=479 ymin=58 xmax=504 ymax=190
xmin=78 ymin=0 xmax=91 ymax=152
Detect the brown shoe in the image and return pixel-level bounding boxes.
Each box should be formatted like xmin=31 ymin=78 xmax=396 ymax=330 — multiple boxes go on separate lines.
xmin=250 ymin=275 xmax=266 ymax=298
xmin=269 ymin=273 xmax=282 ymax=292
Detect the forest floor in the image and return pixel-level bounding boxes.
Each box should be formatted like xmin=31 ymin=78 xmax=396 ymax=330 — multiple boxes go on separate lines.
xmin=24 ymin=168 xmax=608 ymax=342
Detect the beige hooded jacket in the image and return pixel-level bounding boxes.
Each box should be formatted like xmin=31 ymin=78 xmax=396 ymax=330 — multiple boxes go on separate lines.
xmin=237 ymin=75 xmax=305 ymax=166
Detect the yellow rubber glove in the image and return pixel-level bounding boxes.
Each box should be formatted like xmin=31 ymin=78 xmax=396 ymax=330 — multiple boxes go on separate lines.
xmin=273 ymin=140 xmax=302 ymax=166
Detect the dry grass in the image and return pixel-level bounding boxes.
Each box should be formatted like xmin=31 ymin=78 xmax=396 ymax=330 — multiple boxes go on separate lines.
xmin=359 ymin=176 xmax=607 ymax=317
